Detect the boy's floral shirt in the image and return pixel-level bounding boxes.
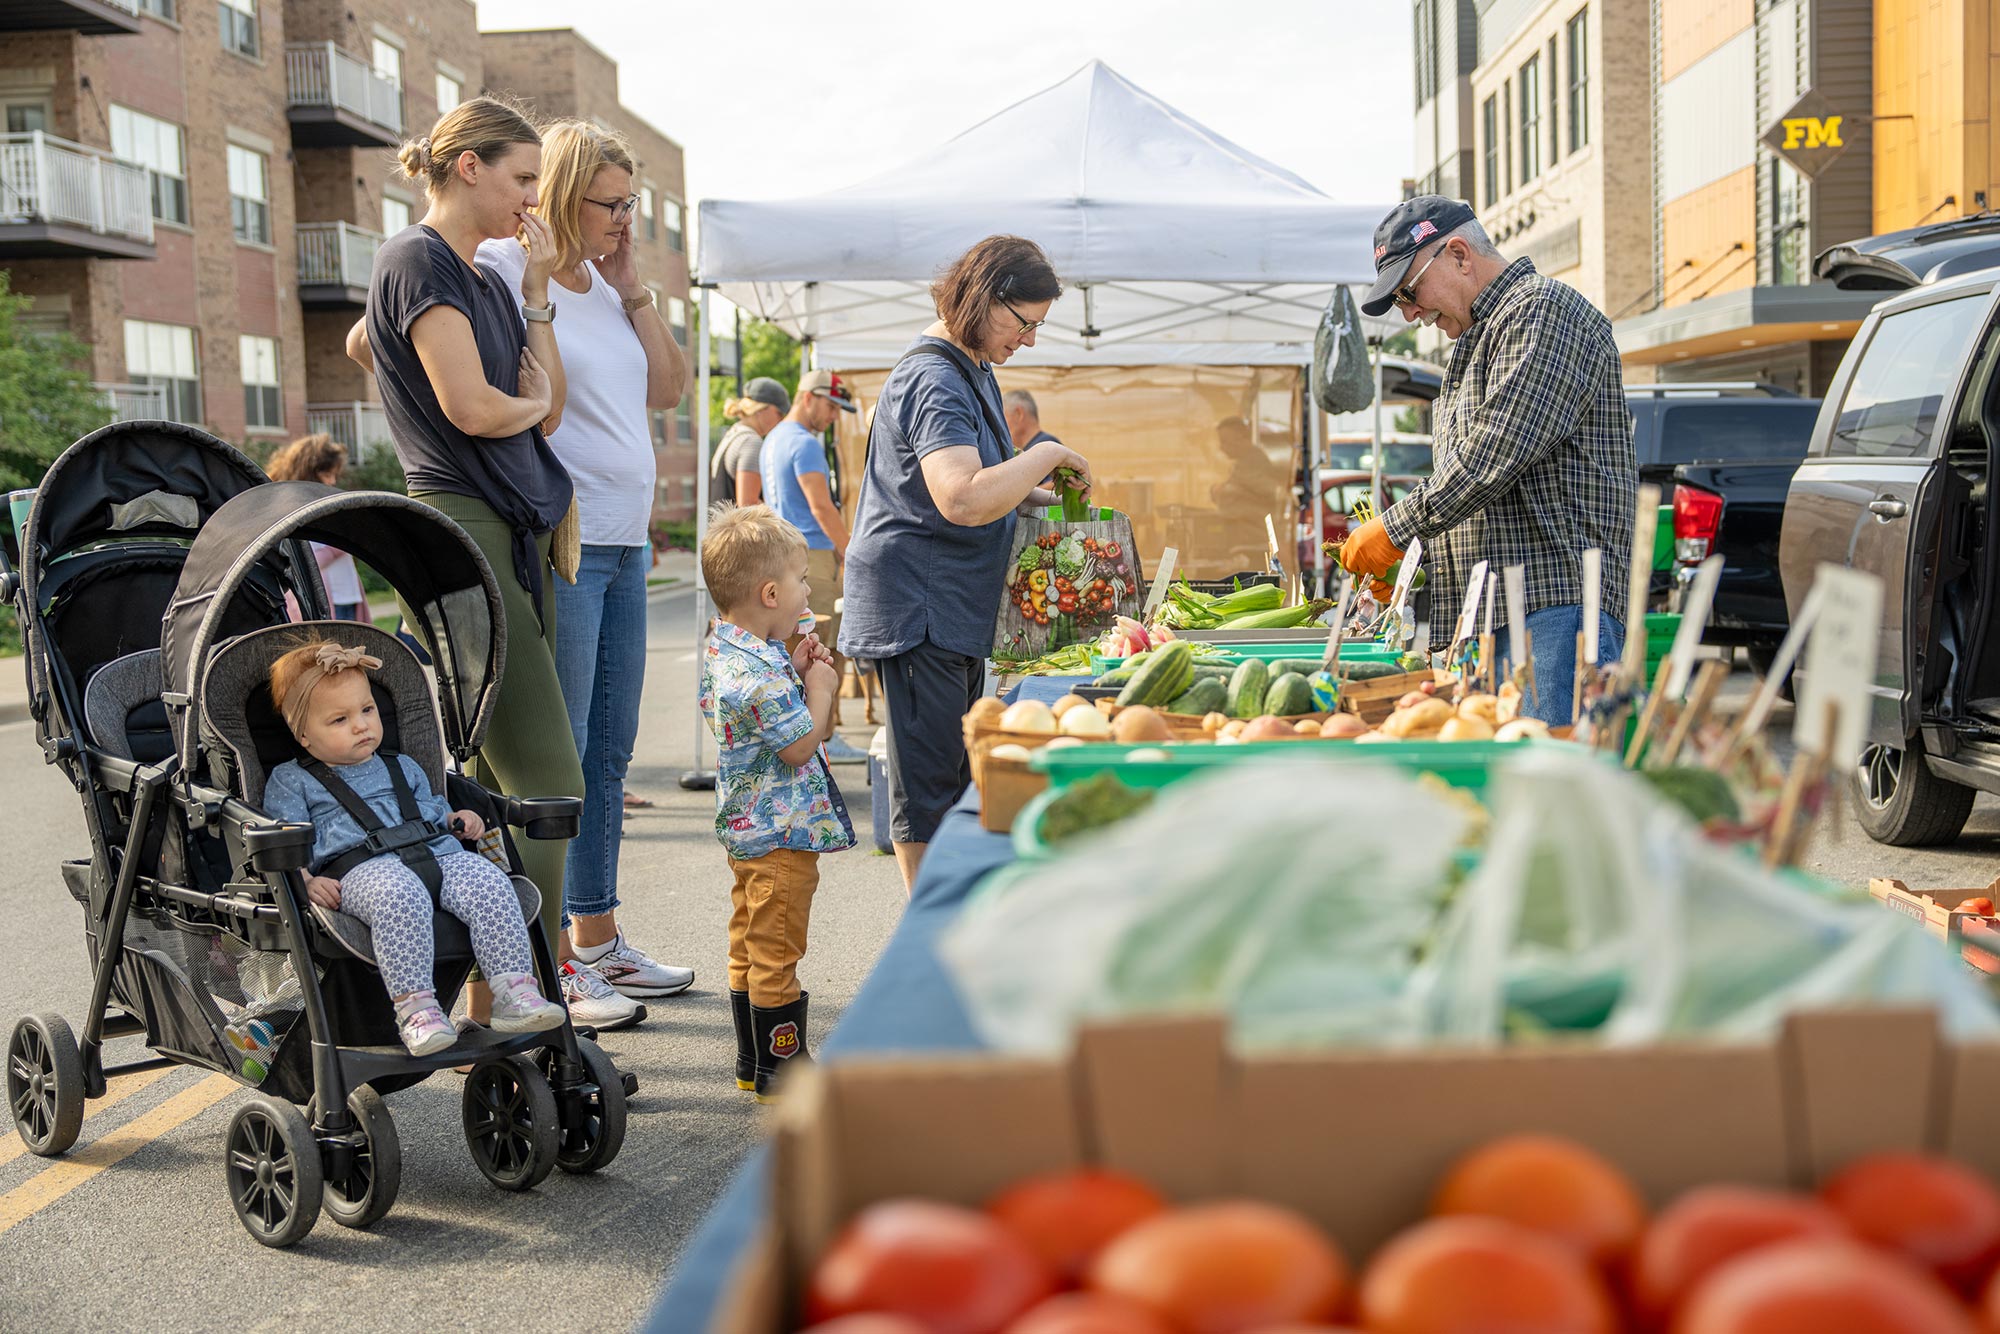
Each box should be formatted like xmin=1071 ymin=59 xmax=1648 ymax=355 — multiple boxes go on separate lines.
xmin=699 ymin=621 xmax=856 ymax=859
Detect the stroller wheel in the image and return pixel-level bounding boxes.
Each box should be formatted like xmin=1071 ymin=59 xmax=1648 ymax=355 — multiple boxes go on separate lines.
xmin=544 ymin=1038 xmax=627 ymax=1175
xmin=7 ymin=1014 xmax=84 ymax=1157
xmin=462 ymin=1056 xmax=558 ymax=1192
xmin=320 ymin=1085 xmax=402 ymax=1230
xmin=225 ymin=1095 xmax=323 ymax=1248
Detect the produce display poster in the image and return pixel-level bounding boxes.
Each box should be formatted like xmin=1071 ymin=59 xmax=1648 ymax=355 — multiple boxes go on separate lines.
xmin=1664 ymin=554 xmax=1725 ymax=699
xmin=1582 ymin=549 xmax=1601 ymax=666
xmin=1794 ymin=564 xmax=1885 ymax=768
xmin=1453 ymin=559 xmax=1491 ymax=645
xmin=1143 ymin=546 xmax=1179 ymax=616
xmin=1504 ymin=564 xmax=1528 ymax=675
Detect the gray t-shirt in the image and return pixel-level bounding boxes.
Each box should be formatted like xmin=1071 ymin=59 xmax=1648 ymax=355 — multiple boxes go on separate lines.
xmin=838 ymin=336 xmax=1016 ymax=661
xmin=711 ymin=421 xmax=764 ymax=504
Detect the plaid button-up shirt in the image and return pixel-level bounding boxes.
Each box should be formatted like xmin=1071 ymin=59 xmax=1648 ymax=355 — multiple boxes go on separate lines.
xmin=1380 ymin=258 xmax=1637 ymax=652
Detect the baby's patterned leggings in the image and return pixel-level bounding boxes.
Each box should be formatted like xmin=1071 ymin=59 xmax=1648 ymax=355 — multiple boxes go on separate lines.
xmin=337 ymin=850 xmax=533 ymax=998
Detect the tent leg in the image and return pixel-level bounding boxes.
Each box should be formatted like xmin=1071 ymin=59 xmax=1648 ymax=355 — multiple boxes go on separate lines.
xmin=1308 ymin=374 xmax=1325 ymax=597
xmin=1370 ymin=337 xmax=1385 ymax=516
xmin=681 ymin=286 xmax=716 ymax=792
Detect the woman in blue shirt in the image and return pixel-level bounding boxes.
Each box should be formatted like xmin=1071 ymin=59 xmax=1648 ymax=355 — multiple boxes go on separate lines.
xmin=837 ymin=235 xmax=1093 ymax=892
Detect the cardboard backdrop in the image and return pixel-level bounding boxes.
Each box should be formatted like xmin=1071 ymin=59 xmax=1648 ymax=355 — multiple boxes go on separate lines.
xmin=830 ymin=364 xmax=1303 ymax=584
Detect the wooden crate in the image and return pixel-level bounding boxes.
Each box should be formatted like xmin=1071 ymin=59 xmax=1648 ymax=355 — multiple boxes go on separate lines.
xmin=970 ymin=735 xmax=1049 ymax=834
xmin=1336 ymin=669 xmax=1435 ymax=725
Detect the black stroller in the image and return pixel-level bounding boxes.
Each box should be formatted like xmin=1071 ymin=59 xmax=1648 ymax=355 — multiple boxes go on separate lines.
xmin=2 ymin=422 xmax=627 ymax=1247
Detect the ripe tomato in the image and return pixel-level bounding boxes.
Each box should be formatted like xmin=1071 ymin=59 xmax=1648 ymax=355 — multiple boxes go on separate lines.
xmin=1359 ymin=1215 xmax=1617 ymax=1334
xmin=799 ymin=1319 xmax=931 ymax=1334
xmin=1672 ymin=1237 xmax=1975 ymax=1334
xmin=1087 ymin=1201 xmax=1349 ymax=1334
xmin=1633 ymin=1185 xmax=1850 ymax=1325
xmin=986 ymin=1168 xmax=1169 ymax=1283
xmin=1431 ymin=1134 xmax=1648 ymax=1269
xmin=1820 ymin=1151 xmax=2000 ymax=1295
xmin=1964 ymin=897 xmax=1996 ymax=916
xmin=806 ymin=1200 xmax=1059 ymax=1334
xmin=1004 ymin=1293 xmax=1177 ymax=1334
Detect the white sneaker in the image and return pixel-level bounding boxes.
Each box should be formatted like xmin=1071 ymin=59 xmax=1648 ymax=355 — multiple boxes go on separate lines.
xmin=580 ymin=933 xmax=695 ymax=999
xmin=557 ymin=960 xmax=645 ymax=1029
xmin=488 ymin=972 xmax=566 ymax=1033
xmin=823 ymin=734 xmax=868 ymax=764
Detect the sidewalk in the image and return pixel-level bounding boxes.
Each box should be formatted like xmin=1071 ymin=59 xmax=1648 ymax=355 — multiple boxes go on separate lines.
xmin=0 ymin=653 xmax=26 ymax=726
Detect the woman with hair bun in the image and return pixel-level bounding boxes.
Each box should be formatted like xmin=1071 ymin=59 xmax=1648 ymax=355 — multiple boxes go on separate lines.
xmin=345 ymin=96 xmax=585 ymax=1009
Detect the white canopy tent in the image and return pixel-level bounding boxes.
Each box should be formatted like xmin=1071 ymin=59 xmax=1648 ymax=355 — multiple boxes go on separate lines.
xmin=680 ymin=61 xmax=1400 ymax=782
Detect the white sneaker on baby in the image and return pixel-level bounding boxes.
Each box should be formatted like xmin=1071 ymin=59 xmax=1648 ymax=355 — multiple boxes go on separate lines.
xmin=488 ymin=972 xmax=566 ymax=1033
xmin=394 ymin=992 xmax=456 ymax=1055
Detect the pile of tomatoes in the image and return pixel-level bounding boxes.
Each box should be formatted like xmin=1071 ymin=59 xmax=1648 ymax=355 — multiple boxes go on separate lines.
xmin=798 ymin=1136 xmax=2000 ymax=1333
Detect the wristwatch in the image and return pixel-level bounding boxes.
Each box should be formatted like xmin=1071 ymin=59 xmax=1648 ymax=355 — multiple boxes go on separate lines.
xmin=522 ymin=300 xmax=555 ymax=323
xmin=621 ymin=292 xmax=654 ymax=314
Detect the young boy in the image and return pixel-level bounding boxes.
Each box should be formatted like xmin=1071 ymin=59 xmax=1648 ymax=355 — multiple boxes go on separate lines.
xmin=699 ymin=505 xmax=856 ymax=1101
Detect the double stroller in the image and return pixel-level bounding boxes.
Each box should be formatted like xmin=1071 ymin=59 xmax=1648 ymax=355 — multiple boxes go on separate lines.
xmin=1 ymin=422 xmax=628 ymax=1247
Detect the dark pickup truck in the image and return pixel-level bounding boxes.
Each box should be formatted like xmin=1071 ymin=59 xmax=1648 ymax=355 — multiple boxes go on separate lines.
xmin=1669 ymin=423 xmax=1818 ymax=667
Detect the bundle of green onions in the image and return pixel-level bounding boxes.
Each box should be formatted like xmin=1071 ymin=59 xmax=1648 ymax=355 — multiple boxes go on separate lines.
xmin=1152 ymin=579 xmax=1333 ymax=631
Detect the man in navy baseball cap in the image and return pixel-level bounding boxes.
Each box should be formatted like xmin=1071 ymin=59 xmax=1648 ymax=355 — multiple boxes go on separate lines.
xmin=1360 ymin=195 xmax=1479 ymax=318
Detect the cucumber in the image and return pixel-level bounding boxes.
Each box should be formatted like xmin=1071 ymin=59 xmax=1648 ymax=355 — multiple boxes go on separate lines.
xmin=1094 ymin=668 xmax=1136 ymax=687
xmin=1166 ymin=678 xmax=1226 ymax=716
xmin=1191 ymin=664 xmax=1236 ymax=681
xmin=1118 ymin=640 xmax=1195 ymax=708
xmin=1265 ymin=672 xmax=1316 ymax=716
xmin=1340 ymin=660 xmax=1410 ymax=681
xmin=1268 ymin=658 xmax=1326 ymax=679
xmin=1225 ymin=659 xmax=1269 ymax=719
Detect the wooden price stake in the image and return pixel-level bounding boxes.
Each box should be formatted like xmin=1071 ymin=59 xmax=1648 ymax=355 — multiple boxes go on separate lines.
xmin=1654 ymin=658 xmax=1731 ymax=769
xmin=1503 ymin=564 xmax=1533 ymax=706
xmin=1444 ymin=559 xmax=1490 ymax=690
xmin=1620 ymin=485 xmax=1662 ymax=689
xmin=1765 ymin=567 xmax=1884 ymax=866
xmin=1719 ymin=583 xmax=1825 ymax=767
xmin=1576 ymin=549 xmax=1602 ymax=726
xmin=1480 ymin=571 xmax=1499 ymax=694
xmin=1321 ymin=574 xmax=1357 ymax=673
xmin=1141 ymin=546 xmax=1179 ymax=618
xmin=1264 ymin=514 xmax=1283 ymax=575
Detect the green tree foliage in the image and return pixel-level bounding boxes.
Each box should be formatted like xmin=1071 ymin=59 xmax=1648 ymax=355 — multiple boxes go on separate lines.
xmin=0 ymin=273 xmax=112 ymax=489
xmin=702 ymin=311 xmax=800 ymax=443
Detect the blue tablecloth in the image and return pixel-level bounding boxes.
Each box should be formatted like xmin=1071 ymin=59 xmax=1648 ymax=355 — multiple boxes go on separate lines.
xmin=1000 ymin=674 xmax=1093 ymax=706
xmin=642 ymin=787 xmax=1009 ymax=1333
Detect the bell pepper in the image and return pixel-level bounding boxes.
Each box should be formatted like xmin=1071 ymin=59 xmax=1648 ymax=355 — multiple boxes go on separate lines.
xmin=1029 ymin=569 xmax=1050 ymax=592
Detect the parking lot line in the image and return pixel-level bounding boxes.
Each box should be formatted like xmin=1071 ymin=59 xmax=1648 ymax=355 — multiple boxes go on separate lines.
xmin=0 ymin=1072 xmax=237 ymax=1236
xmin=0 ymin=1063 xmax=181 ymax=1171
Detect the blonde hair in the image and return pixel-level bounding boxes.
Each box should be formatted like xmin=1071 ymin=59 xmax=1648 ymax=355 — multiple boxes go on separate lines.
xmin=397 ymin=96 xmax=540 ymax=197
xmin=723 ymin=397 xmax=779 ymax=425
xmin=266 ymin=433 xmax=347 ymax=483
xmin=533 ymin=119 xmax=638 ymax=269
xmin=702 ymin=504 xmax=806 ymax=613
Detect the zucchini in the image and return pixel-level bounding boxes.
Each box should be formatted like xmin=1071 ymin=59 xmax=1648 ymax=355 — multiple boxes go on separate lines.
xmin=1225 ymin=659 xmax=1269 ymax=719
xmin=1265 ymin=672 xmax=1316 ymax=716
xmin=1117 ymin=639 xmax=1195 ymax=708
xmin=1167 ymin=678 xmax=1226 ymax=716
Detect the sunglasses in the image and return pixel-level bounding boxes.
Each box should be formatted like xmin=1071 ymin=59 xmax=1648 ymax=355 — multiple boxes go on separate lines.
xmin=1393 ymin=241 xmax=1451 ymax=309
xmin=997 ymin=295 xmax=1047 ymax=335
xmin=584 ymin=194 xmax=641 ymax=222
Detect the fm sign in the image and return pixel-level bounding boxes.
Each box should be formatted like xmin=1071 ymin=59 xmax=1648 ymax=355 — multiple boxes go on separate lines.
xmin=1762 ymin=92 xmax=1849 ymax=179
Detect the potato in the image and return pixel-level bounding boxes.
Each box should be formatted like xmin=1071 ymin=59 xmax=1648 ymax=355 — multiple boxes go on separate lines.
xmin=1295 ymin=719 xmax=1323 ymax=735
xmin=1354 ymin=730 xmax=1394 ymax=743
xmin=1215 ymin=733 xmax=1243 ymax=746
xmin=1381 ymin=697 xmax=1453 ymax=738
xmin=1457 ymin=694 xmax=1501 ymax=727
xmin=1112 ymin=706 xmax=1174 ymax=743
xmin=1051 ymin=693 xmax=1091 ymax=720
xmin=1242 ymin=716 xmax=1301 ymax=742
xmin=1319 ymin=713 xmax=1369 ymax=739
xmin=1201 ymin=711 xmax=1230 ymax=735
xmin=1439 ymin=714 xmax=1494 ymax=741
xmin=966 ymin=696 xmax=1005 ymax=726
xmin=1124 ymin=747 xmax=1173 ymax=762
xmin=1495 ymin=718 xmax=1551 ymax=742
xmin=1042 ymin=735 xmax=1086 ymax=750
xmin=1060 ymin=706 xmax=1113 ymax=738
xmin=1397 ymin=690 xmax=1431 ymax=710
xmin=1222 ymin=719 xmax=1247 ymax=739
xmin=987 ymin=743 xmax=1033 ymax=763
xmin=999 ymin=699 xmax=1057 ymax=735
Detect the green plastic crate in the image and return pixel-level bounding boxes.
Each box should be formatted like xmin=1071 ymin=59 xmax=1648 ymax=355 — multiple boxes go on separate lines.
xmin=1092 ymin=641 xmax=1408 ymax=673
xmin=1644 ymin=611 xmax=1681 ymax=681
xmin=1030 ymin=738 xmax=1530 ymax=793
xmin=1652 ymin=503 xmax=1674 ymax=572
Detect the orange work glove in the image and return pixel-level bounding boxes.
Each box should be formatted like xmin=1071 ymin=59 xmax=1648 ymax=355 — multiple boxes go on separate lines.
xmin=1340 ymin=514 xmax=1404 ymax=580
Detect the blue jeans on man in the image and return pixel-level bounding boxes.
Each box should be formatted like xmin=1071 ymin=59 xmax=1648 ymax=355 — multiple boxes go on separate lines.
xmin=553 ymin=543 xmax=649 ymax=926
xmin=1491 ymin=605 xmax=1626 ymax=727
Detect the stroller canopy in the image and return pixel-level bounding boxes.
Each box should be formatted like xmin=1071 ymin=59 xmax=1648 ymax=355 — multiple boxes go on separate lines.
xmin=161 ymin=485 xmax=505 ymax=769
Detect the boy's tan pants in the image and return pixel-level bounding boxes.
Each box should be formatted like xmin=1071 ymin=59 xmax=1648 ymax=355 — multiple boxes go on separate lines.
xmin=727 ymin=848 xmax=819 ymax=1007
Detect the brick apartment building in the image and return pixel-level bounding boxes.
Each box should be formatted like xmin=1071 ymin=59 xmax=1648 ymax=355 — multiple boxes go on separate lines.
xmin=0 ymin=3 xmax=695 ymax=525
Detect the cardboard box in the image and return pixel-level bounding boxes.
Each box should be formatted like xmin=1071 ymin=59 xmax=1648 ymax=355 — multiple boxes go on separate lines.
xmin=1868 ymin=876 xmax=2000 ymax=941
xmin=969 ymin=736 xmax=1048 ymax=834
xmin=708 ymin=1010 xmax=2000 ymax=1333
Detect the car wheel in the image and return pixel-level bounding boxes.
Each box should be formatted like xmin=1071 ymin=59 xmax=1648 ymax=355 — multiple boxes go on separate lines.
xmin=1853 ymin=733 xmax=1975 ymax=847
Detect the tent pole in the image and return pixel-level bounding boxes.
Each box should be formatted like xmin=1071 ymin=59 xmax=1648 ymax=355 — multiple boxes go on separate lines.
xmin=680 ymin=285 xmax=716 ymax=791
xmin=1308 ymin=373 xmax=1325 ymax=596
xmin=1370 ymin=338 xmax=1385 ymax=516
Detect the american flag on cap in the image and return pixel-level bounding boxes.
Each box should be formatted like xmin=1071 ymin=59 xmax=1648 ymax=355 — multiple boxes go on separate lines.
xmin=1410 ymin=219 xmax=1438 ymax=244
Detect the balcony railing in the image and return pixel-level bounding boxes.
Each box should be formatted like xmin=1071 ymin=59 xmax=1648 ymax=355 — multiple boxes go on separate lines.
xmin=0 ymin=132 xmax=153 ymax=243
xmin=285 ymin=43 xmax=403 ymax=137
xmin=297 ymin=221 xmax=383 ymax=289
xmin=306 ymin=402 xmax=394 ymax=463
xmin=94 ymin=381 xmax=168 ymax=422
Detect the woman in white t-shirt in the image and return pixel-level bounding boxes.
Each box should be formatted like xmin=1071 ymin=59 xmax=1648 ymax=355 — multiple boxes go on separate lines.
xmin=476 ymin=120 xmax=692 ymax=1030
xmin=266 ymin=434 xmax=371 ymax=622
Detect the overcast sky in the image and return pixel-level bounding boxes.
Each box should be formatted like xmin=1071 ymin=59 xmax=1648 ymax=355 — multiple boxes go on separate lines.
xmin=473 ymin=0 xmax=1417 ymax=258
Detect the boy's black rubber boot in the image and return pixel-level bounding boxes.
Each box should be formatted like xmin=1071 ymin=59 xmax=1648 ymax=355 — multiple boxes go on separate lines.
xmin=751 ymin=991 xmax=812 ymax=1104
xmin=730 ymin=989 xmax=756 ymax=1091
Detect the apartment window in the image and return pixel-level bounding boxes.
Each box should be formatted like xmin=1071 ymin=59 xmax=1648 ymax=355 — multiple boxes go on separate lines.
xmin=136 ymin=0 xmax=175 ymax=17
xmin=667 ymin=294 xmax=688 ymax=345
xmin=1502 ymin=80 xmax=1513 ymax=194
xmin=665 ymin=199 xmax=684 ymax=253
xmin=217 ymin=0 xmax=258 ymax=58
xmin=227 ymin=145 xmax=270 ymax=244
xmin=4 ymin=99 xmax=49 ymax=134
xmin=109 ymin=105 xmax=189 ymax=226
xmin=1413 ymin=0 xmax=1440 ymax=107
xmin=125 ymin=320 xmax=201 ymax=424
xmin=434 ymin=71 xmax=460 ymax=114
xmin=1481 ymin=95 xmax=1499 ymax=207
xmin=239 ymin=335 xmax=281 ymax=430
xmin=1548 ymin=36 xmax=1560 ymax=166
xmin=649 ymin=409 xmax=670 ymax=449
xmin=1518 ymin=57 xmax=1541 ymax=185
xmin=1568 ymin=8 xmax=1590 ymax=154
xmin=382 ymin=195 xmax=412 ymax=235
xmin=372 ymin=38 xmax=402 ymax=90
xmin=640 ymin=186 xmax=657 ymax=241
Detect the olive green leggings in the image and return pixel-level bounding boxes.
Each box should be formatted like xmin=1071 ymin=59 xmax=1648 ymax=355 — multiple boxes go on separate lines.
xmin=406 ymin=492 xmax=584 ymax=959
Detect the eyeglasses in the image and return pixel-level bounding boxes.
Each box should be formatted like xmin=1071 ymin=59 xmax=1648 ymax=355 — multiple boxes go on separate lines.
xmin=584 ymin=194 xmax=640 ymax=222
xmin=1393 ymin=241 xmax=1451 ymax=309
xmin=997 ymin=295 xmax=1047 ymax=335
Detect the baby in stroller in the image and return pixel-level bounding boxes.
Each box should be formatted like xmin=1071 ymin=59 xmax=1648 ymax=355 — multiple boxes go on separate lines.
xmin=262 ymin=637 xmax=564 ymax=1054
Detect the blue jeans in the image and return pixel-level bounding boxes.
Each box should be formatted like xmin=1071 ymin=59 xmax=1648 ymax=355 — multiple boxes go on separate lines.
xmin=1492 ymin=605 xmax=1626 ymax=727
xmin=553 ymin=543 xmax=649 ymax=924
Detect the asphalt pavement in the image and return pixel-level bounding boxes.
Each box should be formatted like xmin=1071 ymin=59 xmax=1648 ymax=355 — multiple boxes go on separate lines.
xmin=3 ymin=600 xmax=1999 ymax=1332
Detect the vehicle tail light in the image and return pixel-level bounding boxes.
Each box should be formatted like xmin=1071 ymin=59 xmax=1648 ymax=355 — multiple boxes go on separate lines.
xmin=1673 ymin=484 xmax=1723 ymax=564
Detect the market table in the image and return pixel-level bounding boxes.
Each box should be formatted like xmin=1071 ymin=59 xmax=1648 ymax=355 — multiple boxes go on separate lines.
xmin=641 ymin=787 xmax=1003 ymax=1333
